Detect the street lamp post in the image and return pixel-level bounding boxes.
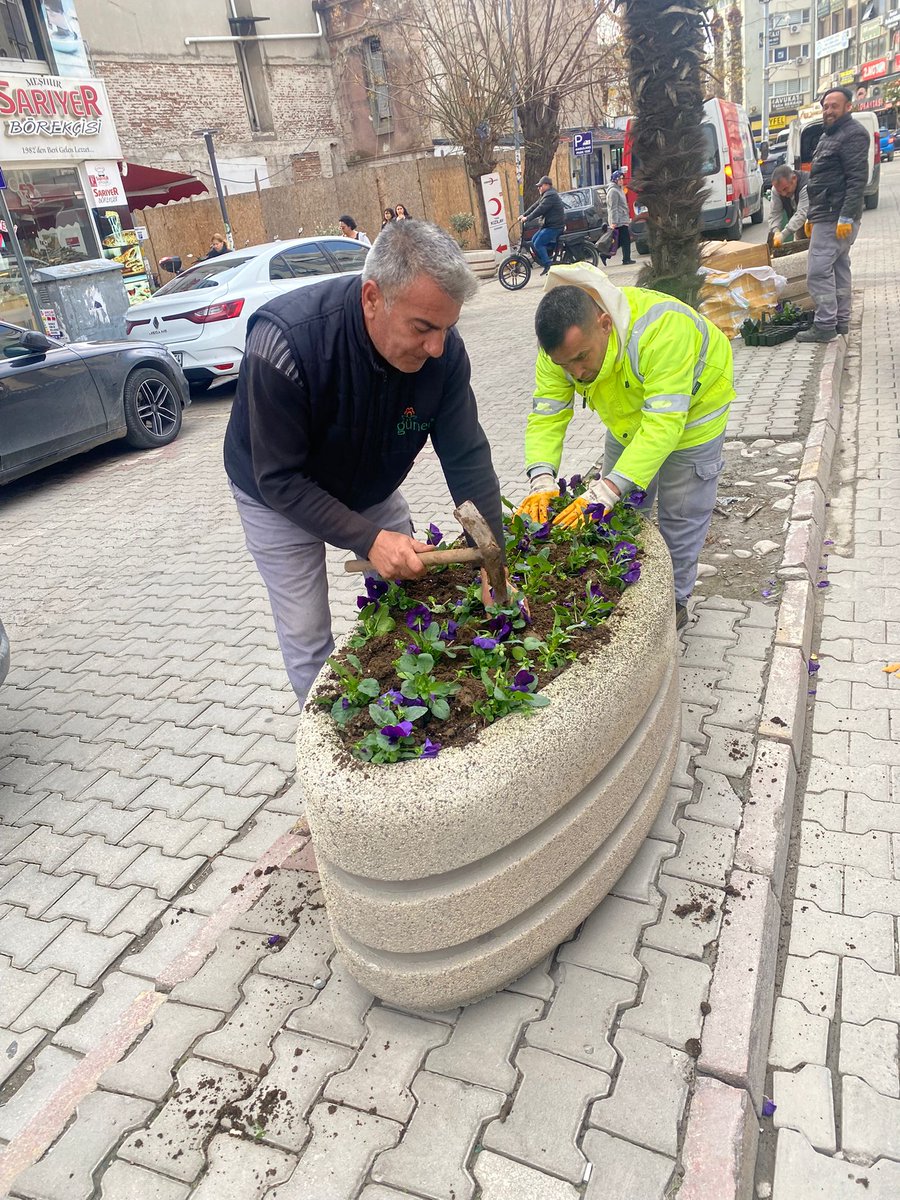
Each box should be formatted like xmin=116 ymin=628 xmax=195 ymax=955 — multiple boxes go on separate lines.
xmin=194 ymin=128 xmax=234 ymax=250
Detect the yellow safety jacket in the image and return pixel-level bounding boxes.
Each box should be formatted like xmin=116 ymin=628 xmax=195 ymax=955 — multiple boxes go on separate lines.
xmin=525 ymin=266 xmax=735 ymax=491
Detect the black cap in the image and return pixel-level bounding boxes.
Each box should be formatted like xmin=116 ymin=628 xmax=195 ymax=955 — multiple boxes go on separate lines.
xmin=820 ymin=86 xmax=852 ymax=103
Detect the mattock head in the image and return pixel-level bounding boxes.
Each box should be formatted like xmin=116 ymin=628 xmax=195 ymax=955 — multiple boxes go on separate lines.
xmin=453 ymin=501 xmax=508 ymax=606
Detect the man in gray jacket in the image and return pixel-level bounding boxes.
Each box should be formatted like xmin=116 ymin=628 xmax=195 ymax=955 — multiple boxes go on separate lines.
xmin=796 ymin=87 xmax=870 ymax=343
xmin=603 ymin=170 xmax=634 ymax=266
xmin=768 ymin=165 xmax=809 ymax=246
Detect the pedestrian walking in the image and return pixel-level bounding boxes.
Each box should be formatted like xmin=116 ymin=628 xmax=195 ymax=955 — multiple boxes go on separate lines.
xmin=796 ymin=87 xmax=870 ymax=343
xmin=338 ymin=215 xmax=372 ymax=248
xmin=604 ymin=170 xmax=634 ymax=265
xmin=522 ymin=176 xmax=566 ymax=276
xmin=381 ymin=207 xmax=396 ymax=229
xmin=517 ymin=264 xmax=734 ymax=631
xmin=223 ymin=220 xmax=503 ymax=705
xmin=768 ymin=165 xmax=810 ymax=246
xmin=394 ymin=204 xmax=412 ymax=221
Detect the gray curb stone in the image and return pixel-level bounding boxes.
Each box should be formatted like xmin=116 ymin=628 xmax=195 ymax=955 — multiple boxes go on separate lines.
xmin=678 ymin=334 xmax=848 ymax=1200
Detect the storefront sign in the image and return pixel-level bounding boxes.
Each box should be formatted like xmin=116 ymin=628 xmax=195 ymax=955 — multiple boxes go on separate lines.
xmin=860 ymin=57 xmax=888 ymax=81
xmin=830 ymin=0 xmax=845 ymax=12
xmin=769 ymin=114 xmax=793 ymax=130
xmin=771 ymin=93 xmax=806 ymax=112
xmin=86 ymin=160 xmax=126 ymax=207
xmin=479 ymin=173 xmax=511 ymax=257
xmin=839 ymin=69 xmax=856 ymax=84
xmin=860 ymin=18 xmax=884 ymax=44
xmin=817 ymin=29 xmax=851 ymax=59
xmin=0 ymin=73 xmax=121 ymax=165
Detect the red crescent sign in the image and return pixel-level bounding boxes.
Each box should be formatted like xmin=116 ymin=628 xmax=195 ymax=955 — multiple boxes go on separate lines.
xmin=489 ymin=197 xmax=502 ymax=216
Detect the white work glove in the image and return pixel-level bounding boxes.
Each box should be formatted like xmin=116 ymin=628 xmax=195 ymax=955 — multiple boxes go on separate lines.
xmin=553 ymin=477 xmax=620 ymax=528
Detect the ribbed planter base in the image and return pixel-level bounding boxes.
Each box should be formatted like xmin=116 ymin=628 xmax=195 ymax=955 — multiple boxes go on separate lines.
xmin=297 ymin=521 xmax=680 ymax=1010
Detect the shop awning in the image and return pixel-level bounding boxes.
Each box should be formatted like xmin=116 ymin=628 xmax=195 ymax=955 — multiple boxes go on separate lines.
xmin=120 ymin=163 xmax=208 ymax=209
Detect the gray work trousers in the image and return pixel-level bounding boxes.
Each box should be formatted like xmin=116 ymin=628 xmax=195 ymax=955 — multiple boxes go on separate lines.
xmin=807 ymin=220 xmax=858 ymax=330
xmin=230 ymin=482 xmax=413 ymax=705
xmin=603 ymin=429 xmax=726 ymax=604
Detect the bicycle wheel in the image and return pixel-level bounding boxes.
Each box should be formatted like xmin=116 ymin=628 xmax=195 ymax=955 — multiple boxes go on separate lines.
xmin=498 ymin=253 xmax=532 ymax=291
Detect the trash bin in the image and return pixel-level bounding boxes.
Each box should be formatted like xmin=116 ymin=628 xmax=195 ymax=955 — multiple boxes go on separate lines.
xmin=31 ymin=259 xmax=130 ymax=343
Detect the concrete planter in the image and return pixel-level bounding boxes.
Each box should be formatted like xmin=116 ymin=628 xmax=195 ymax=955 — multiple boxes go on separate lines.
xmin=296 ymin=521 xmax=680 ymax=1010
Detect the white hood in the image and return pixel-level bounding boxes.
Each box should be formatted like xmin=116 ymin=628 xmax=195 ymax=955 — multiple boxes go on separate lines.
xmin=543 ymin=263 xmax=632 ymax=363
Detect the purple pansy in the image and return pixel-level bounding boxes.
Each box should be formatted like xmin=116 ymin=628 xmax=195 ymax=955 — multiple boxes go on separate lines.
xmin=613 ymin=540 xmax=638 ymax=561
xmin=557 ymin=476 xmax=568 ymax=496
xmin=421 ymin=738 xmax=441 ymax=759
xmin=487 ymin=614 xmax=512 ymax=641
xmin=439 ymin=619 xmax=459 ymax=643
xmin=405 ymin=603 xmax=433 ymax=632
xmin=381 ymin=720 xmax=414 ymax=741
xmin=570 ymin=473 xmax=582 ymax=489
xmin=622 ymin=561 xmax=641 ymax=584
xmin=511 ymin=668 xmax=536 ymax=692
xmin=382 ymin=689 xmax=405 ymax=705
xmin=426 ymin=522 xmax=443 ymax=546
xmin=585 ymin=502 xmax=611 ymax=524
xmin=365 ymin=577 xmax=389 ymax=601
xmin=533 ymin=519 xmax=552 ymax=540
xmin=626 ymin=488 xmax=647 ymax=507
xmin=472 ymin=636 xmax=499 ymax=651
xmin=406 ymin=643 xmax=421 ymax=655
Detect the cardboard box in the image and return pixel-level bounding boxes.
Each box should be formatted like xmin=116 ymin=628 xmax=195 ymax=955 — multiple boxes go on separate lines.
xmin=700 ymin=240 xmax=771 ymax=272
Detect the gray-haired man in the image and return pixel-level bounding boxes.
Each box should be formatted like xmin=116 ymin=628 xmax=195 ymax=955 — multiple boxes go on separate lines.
xmin=224 ymin=220 xmax=503 ymax=705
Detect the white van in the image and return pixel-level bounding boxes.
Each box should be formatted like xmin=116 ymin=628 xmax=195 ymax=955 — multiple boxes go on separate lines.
xmin=785 ymin=108 xmax=880 ymax=210
xmin=627 ymin=96 xmax=764 ymax=251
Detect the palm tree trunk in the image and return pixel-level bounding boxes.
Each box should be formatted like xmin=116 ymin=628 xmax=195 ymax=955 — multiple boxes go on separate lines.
xmin=727 ymin=6 xmax=743 ymax=105
xmin=619 ymin=0 xmax=708 ymax=305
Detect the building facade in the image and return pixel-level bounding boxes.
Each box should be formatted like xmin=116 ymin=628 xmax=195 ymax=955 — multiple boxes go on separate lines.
xmin=744 ymin=2 xmax=815 ymax=140
xmin=815 ymin=0 xmax=900 ymax=121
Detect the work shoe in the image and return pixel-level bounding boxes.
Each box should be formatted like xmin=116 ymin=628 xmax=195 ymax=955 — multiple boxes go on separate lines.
xmin=836 ymin=323 xmax=849 ymax=335
xmin=795 ymin=324 xmax=837 ymax=343
xmin=676 ymin=603 xmax=689 ymax=631
xmin=539 ymin=266 xmax=550 ymax=275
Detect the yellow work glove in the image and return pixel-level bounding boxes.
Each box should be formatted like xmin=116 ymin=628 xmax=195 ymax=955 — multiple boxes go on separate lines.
xmin=804 ymin=220 xmax=812 ymax=239
xmin=515 ymin=473 xmax=558 ymax=523
xmin=835 ymin=218 xmax=854 ymax=240
xmin=884 ymin=663 xmax=900 ymax=678
xmin=553 ymin=478 xmax=621 ymax=529
xmin=772 ymin=231 xmax=783 ymax=248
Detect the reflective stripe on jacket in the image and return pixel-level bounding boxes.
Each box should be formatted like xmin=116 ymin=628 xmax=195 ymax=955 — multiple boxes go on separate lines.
xmin=525 ymin=286 xmax=734 ymax=490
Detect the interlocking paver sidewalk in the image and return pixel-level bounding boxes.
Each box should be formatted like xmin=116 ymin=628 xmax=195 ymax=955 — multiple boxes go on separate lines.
xmin=760 ymin=173 xmax=900 ymax=1198
xmin=0 ymin=193 xmax=887 ymax=1198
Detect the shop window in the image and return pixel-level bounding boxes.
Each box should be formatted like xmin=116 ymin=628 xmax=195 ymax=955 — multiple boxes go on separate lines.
xmin=4 ymin=167 xmax=100 ymax=268
xmin=0 ymin=0 xmax=47 ymax=63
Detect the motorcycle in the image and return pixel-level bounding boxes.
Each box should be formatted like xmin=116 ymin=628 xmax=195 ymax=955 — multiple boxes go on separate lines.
xmin=497 ymin=216 xmax=599 ymax=291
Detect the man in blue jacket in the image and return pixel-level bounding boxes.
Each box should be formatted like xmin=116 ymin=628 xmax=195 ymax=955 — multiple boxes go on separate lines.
xmin=224 ymin=221 xmax=503 ymax=705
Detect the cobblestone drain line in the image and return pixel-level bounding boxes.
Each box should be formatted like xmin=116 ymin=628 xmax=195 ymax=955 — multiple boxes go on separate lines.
xmin=761 ymin=191 xmax=900 ymax=1200
xmin=0 ymin=262 xmax=829 ymax=1199
xmin=675 ymin=331 xmax=849 ymax=1200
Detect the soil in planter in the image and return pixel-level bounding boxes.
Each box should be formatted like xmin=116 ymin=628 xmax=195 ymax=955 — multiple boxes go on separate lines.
xmin=315 ymin=531 xmax=631 ymax=760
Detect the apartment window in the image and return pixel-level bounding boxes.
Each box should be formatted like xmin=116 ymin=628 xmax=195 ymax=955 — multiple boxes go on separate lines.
xmin=362 ymin=36 xmax=393 ymax=135
xmin=0 ymin=0 xmax=47 ymax=62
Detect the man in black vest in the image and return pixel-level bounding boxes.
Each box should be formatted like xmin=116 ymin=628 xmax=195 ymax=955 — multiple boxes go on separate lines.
xmin=224 ymin=221 xmax=503 ymax=705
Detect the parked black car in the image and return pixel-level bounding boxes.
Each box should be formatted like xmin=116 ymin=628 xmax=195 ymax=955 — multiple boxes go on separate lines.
xmin=523 ymin=185 xmax=608 ymax=244
xmin=0 ymin=322 xmax=189 ymax=486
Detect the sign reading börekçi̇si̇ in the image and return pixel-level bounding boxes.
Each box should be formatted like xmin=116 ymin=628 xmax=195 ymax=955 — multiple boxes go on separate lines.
xmin=0 ymin=73 xmax=121 ymax=165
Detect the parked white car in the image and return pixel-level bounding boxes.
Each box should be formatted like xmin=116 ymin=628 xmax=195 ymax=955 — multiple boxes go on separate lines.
xmin=125 ymin=237 xmax=370 ymax=391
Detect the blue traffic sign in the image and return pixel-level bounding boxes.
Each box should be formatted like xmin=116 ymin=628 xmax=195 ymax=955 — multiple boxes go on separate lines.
xmin=573 ymin=131 xmax=593 ymax=157
xmin=0 ymin=167 xmax=6 ymax=190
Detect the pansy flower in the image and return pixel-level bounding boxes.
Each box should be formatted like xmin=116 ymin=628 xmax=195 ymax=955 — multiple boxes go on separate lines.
xmin=487 ymin=614 xmax=512 ymax=641
xmin=626 ymin=488 xmax=647 ymax=508
xmin=365 ymin=577 xmax=389 ymax=601
xmin=381 ymin=720 xmax=414 ymax=741
xmin=439 ymin=619 xmax=459 ymax=643
xmin=421 ymin=738 xmax=441 ymax=758
xmin=613 ymin=540 xmax=638 ymax=561
xmin=472 ymin=635 xmax=499 ymax=651
xmin=426 ymin=522 xmax=443 ymax=546
xmin=405 ymin=603 xmax=433 ymax=632
xmin=557 ymin=476 xmax=568 ymax=496
xmin=622 ymin=561 xmax=641 ymax=584
xmin=511 ymin=669 xmax=536 ymax=692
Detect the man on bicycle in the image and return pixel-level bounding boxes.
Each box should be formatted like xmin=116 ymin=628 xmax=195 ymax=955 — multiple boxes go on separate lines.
xmin=524 ymin=176 xmax=566 ymax=275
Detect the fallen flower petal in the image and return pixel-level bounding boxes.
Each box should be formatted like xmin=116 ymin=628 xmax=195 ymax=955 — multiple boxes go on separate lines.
xmin=808 ymin=661 xmax=820 ymax=675
xmin=883 ymin=663 xmax=900 ymax=676
xmin=817 ymin=581 xmax=830 ymax=588
xmin=761 ymin=1098 xmax=777 ymax=1118
xmin=267 ymin=934 xmax=282 ymax=947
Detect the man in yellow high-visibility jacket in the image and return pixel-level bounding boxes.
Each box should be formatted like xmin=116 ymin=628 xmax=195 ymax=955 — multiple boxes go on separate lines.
xmin=518 ymin=264 xmax=734 ymax=630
